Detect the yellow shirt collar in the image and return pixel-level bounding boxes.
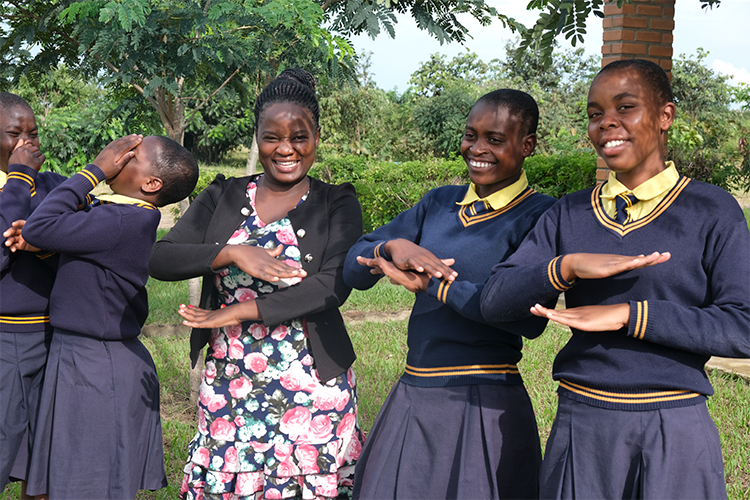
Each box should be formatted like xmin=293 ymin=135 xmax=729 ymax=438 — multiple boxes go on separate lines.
xmin=0 ymin=171 xmax=7 ymax=189
xmin=457 ymin=171 xmax=529 ymax=210
xmin=601 ymin=162 xmax=679 ymax=202
xmin=96 ymin=193 xmax=156 ymax=209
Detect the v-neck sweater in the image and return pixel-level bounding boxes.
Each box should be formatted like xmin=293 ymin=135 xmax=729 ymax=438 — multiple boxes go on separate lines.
xmin=481 ymin=177 xmax=750 ymax=410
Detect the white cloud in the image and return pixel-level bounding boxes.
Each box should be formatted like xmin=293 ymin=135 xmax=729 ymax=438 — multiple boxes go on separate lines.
xmin=712 ymin=60 xmax=750 ymax=86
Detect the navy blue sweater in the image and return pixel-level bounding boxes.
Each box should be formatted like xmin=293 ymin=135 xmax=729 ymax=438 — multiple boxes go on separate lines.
xmin=24 ymin=165 xmax=160 ymax=340
xmin=344 ymin=185 xmax=556 ymax=387
xmin=481 ymin=178 xmax=750 ymax=410
xmin=0 ymin=163 xmax=66 ymax=333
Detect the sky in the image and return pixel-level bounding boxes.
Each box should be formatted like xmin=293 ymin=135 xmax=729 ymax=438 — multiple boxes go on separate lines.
xmin=350 ymin=0 xmax=750 ymax=93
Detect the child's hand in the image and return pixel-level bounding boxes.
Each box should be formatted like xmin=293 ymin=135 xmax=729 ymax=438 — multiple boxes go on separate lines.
xmin=93 ymin=134 xmax=143 ymax=180
xmin=383 ymin=239 xmax=458 ymax=281
xmin=178 ymin=303 xmax=258 ymax=328
xmin=9 ymin=139 xmax=45 ymax=171
xmin=560 ymin=251 xmax=670 ymax=282
xmin=3 ymin=220 xmax=40 ymax=253
xmin=357 ymin=255 xmax=435 ymax=293
xmin=530 ymin=303 xmax=631 ymax=332
xmin=221 ymin=244 xmax=307 ymax=282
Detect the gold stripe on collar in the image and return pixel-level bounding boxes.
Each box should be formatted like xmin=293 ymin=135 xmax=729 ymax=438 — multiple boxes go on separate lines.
xmin=97 ymin=193 xmax=157 ymax=210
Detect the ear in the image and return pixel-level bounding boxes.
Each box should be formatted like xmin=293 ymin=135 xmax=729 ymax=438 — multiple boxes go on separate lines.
xmin=660 ymin=102 xmax=676 ymax=132
xmin=141 ymin=176 xmax=163 ymax=194
xmin=522 ymin=133 xmax=537 ymax=157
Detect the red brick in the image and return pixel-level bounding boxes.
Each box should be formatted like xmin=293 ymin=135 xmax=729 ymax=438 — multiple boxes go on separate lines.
xmin=601 ymin=44 xmax=612 ymax=55
xmin=662 ymin=33 xmax=673 ymax=44
xmin=604 ymin=3 xmax=635 ymax=15
xmin=664 ymin=7 xmax=675 ymax=17
xmin=649 ymin=45 xmax=673 ymax=57
xmin=603 ymin=29 xmax=634 ymax=41
xmin=641 ymin=57 xmax=661 ymax=65
xmin=611 ymin=42 xmax=647 ymax=55
xmin=602 ymin=17 xmax=613 ymax=29
xmin=659 ymin=59 xmax=673 ymax=71
xmin=637 ymin=5 xmax=663 ymax=16
xmin=650 ymin=18 xmax=675 ymax=30
xmin=635 ymin=31 xmax=661 ymax=43
xmin=613 ymin=16 xmax=649 ymax=28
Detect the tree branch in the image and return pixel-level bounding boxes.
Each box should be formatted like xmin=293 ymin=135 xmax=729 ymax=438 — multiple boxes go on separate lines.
xmin=185 ymin=63 xmax=245 ymax=126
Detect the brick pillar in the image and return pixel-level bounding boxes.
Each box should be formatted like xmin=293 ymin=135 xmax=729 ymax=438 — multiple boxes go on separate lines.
xmin=596 ymin=0 xmax=675 ymax=183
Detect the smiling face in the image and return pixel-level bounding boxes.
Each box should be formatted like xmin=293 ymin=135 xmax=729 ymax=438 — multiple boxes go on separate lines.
xmin=587 ymin=68 xmax=675 ymax=189
xmin=460 ymin=103 xmax=536 ymax=199
xmin=257 ymin=102 xmax=320 ymax=189
xmin=0 ymin=105 xmax=39 ymax=173
xmin=106 ymin=135 xmax=161 ymax=199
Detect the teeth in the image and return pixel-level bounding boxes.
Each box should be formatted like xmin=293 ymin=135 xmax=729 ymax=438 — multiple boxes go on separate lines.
xmin=276 ymin=161 xmax=298 ymax=167
xmin=604 ymin=140 xmax=626 ymax=148
xmin=469 ymin=160 xmax=494 ymax=169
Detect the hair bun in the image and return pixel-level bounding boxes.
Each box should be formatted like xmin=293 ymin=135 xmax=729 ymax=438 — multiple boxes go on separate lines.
xmin=276 ymin=68 xmax=317 ymax=92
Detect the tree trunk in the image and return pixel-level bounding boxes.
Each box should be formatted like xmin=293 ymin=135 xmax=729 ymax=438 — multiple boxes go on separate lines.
xmin=245 ymin=134 xmax=260 ymax=175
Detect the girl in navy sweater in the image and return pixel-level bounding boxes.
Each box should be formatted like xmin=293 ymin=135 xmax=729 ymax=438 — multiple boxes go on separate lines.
xmin=481 ymin=59 xmax=750 ymax=499
xmin=0 ymin=93 xmax=65 ymax=497
xmin=344 ymin=90 xmax=556 ymax=499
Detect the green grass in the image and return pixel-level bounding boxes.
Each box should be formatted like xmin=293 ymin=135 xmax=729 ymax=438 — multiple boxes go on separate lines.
xmin=341 ymin=279 xmax=415 ymax=313
xmin=744 ymin=208 xmax=749 ymax=232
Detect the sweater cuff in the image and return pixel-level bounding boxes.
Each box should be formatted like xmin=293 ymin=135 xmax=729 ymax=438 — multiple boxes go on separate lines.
xmin=373 ymin=241 xmax=390 ymax=260
xmin=8 ymin=163 xmax=39 ymax=179
xmin=426 ymin=276 xmax=451 ymax=303
xmin=546 ymin=255 xmax=574 ymax=292
xmin=627 ymin=300 xmax=649 ymax=340
xmin=75 ymin=164 xmax=107 ymax=191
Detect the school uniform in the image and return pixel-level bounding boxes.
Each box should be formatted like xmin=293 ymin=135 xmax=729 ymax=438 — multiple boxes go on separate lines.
xmin=481 ymin=164 xmax=750 ymax=499
xmin=343 ymin=172 xmax=556 ymax=499
xmin=22 ymin=165 xmax=167 ymax=499
xmin=0 ymin=165 xmax=65 ymax=489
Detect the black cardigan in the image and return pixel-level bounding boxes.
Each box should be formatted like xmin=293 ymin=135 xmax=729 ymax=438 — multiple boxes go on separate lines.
xmin=149 ymin=174 xmax=363 ymax=381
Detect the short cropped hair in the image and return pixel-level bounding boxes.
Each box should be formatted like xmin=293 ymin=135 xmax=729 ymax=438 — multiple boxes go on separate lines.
xmin=598 ymin=59 xmax=674 ymax=105
xmin=475 ymin=89 xmax=539 ymax=137
xmin=0 ymin=92 xmax=34 ymax=115
xmin=254 ymin=68 xmax=319 ymax=129
xmin=150 ymin=136 xmax=199 ymax=207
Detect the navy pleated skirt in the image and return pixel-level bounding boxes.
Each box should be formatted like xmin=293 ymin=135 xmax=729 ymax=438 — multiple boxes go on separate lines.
xmin=540 ymin=396 xmax=727 ymax=500
xmin=0 ymin=330 xmax=51 ymax=489
xmin=353 ymin=381 xmax=542 ymax=499
xmin=26 ymin=329 xmax=167 ymax=499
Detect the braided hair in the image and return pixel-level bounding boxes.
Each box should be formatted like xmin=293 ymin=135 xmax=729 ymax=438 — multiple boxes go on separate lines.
xmin=254 ymin=68 xmax=320 ymax=129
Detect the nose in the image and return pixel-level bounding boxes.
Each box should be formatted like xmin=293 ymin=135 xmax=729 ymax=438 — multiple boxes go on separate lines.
xmin=470 ymin=138 xmax=488 ymax=154
xmin=599 ymin=110 xmax=618 ymax=129
xmin=277 ymin=138 xmax=294 ymax=154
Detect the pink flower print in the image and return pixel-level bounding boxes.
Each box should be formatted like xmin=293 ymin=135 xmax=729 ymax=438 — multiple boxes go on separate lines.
xmin=280 ymin=372 xmax=303 ymax=392
xmin=279 ymin=406 xmax=311 ymax=440
xmin=234 ymin=288 xmax=258 ymax=303
xmin=305 ymin=415 xmax=334 ymax=444
xmin=276 ymin=227 xmax=297 ymax=246
xmin=228 ymin=228 xmax=249 ymax=245
xmin=225 ymin=323 xmax=242 ymax=339
xmin=223 ymin=446 xmax=239 ymax=472
xmin=335 ymin=390 xmax=351 ymax=412
xmin=301 ymin=354 xmax=314 ymax=366
xmin=276 ymin=459 xmax=299 ymax=478
xmin=294 ymin=444 xmax=319 ymax=475
xmin=314 ymin=474 xmax=338 ymax=498
xmin=198 ymin=408 xmax=207 ymax=433
xmin=203 ymin=361 xmax=217 ymax=385
xmin=284 ymin=258 xmax=301 ymax=269
xmin=194 ymin=446 xmax=211 ymax=467
xmin=199 ymin=384 xmax=227 ymax=412
xmin=249 ymin=441 xmax=273 ymax=452
xmin=244 ymin=352 xmax=268 ymax=373
xmin=336 ymin=413 xmax=356 ymax=439
xmin=347 ymin=367 xmax=356 ymax=388
xmin=224 ymin=363 xmax=240 ymax=377
xmin=220 ymin=268 xmax=229 ymax=277
xmin=234 ymin=415 xmax=245 ymax=428
xmin=270 ymin=325 xmax=288 ymax=341
xmin=311 ymin=386 xmax=340 ymax=411
xmin=209 ymin=417 xmax=236 ymax=441
xmin=274 ymin=443 xmax=293 ymax=463
xmin=265 ymin=488 xmax=282 ymax=499
xmin=180 ymin=473 xmax=189 ymax=493
xmin=235 ymin=472 xmax=260 ymax=497
xmin=210 ymin=336 xmax=227 ymax=360
xmin=248 ymin=323 xmax=267 ymax=340
xmin=343 ymin=432 xmax=363 ymax=462
xmin=228 ymin=376 xmax=253 ymax=399
xmin=228 ymin=338 xmax=244 ymax=360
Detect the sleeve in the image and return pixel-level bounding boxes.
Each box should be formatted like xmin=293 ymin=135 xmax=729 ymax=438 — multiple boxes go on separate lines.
xmin=1 ymin=164 xmax=37 ymax=272
xmin=22 ymin=165 xmax=126 ymax=257
xmin=480 ymin=204 xmax=570 ymax=336
xmin=255 ymin=184 xmax=363 ymax=326
xmin=148 ymin=175 xmax=228 ymax=281
xmin=342 ymin=191 xmax=431 ymax=291
xmin=626 ymin=216 xmax=750 ymax=358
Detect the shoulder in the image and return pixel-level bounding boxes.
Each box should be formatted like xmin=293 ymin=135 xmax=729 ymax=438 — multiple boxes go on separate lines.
xmin=309 ymin=177 xmax=359 ymax=205
xmin=681 ymin=179 xmax=745 ymax=221
xmin=526 ymin=190 xmax=558 ymax=211
xmin=37 ymin=171 xmax=67 ymax=189
xmin=420 ymin=184 xmax=468 ymax=205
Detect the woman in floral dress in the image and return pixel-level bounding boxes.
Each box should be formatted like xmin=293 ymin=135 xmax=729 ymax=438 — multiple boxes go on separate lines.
xmin=149 ymin=69 xmax=364 ymax=500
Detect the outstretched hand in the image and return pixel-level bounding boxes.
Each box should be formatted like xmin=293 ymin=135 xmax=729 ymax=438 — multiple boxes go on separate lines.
xmin=560 ymin=251 xmax=671 ymax=282
xmin=356 ymin=255 xmax=454 ymax=293
xmin=530 ymin=302 xmax=631 ymax=332
xmin=178 ymin=302 xmax=260 ymax=328
xmin=3 ymin=220 xmax=40 ymax=253
xmin=216 ymin=244 xmax=307 ymax=282
xmin=94 ymin=134 xmax=143 ymax=180
xmin=383 ymin=239 xmax=458 ymax=281
xmin=9 ymin=139 xmax=45 ymax=171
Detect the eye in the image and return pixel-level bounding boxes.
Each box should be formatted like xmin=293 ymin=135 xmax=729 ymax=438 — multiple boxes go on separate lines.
xmin=463 ymin=132 xmax=475 ymax=140
xmin=488 ymin=137 xmax=502 ymax=144
xmin=587 ymin=111 xmax=601 ymax=119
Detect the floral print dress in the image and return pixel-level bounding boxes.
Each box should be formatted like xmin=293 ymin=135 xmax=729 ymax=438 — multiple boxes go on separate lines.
xmin=181 ymin=177 xmax=364 ymax=500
